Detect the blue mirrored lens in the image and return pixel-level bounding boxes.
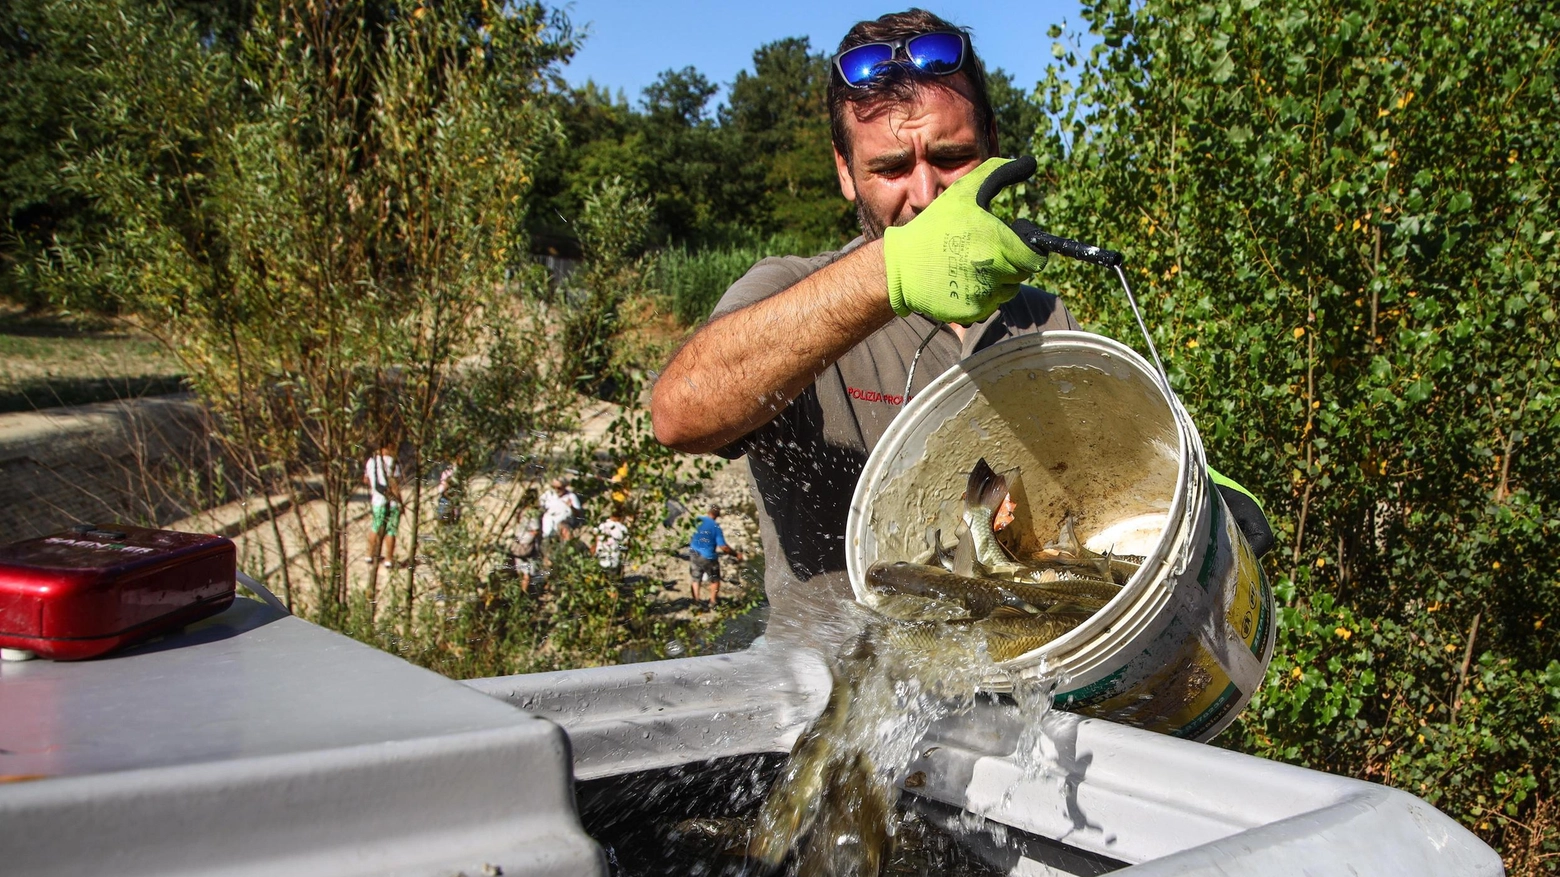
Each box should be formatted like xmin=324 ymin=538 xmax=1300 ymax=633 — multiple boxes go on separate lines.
xmin=839 ymin=44 xmax=895 ymax=84
xmin=907 ymin=32 xmax=964 ymax=73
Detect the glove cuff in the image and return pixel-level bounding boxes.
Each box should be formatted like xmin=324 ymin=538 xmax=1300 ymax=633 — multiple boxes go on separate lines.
xmin=881 ymin=227 xmax=913 ymax=317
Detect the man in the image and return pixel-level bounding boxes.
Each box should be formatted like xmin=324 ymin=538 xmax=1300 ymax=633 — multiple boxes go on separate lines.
xmin=363 ymin=442 xmax=402 ymax=569
xmin=539 ymin=477 xmax=581 ymax=543
xmin=688 ymin=506 xmax=742 ymax=611
xmin=651 ymin=10 xmax=1077 ymax=630
xmin=592 ymin=506 xmax=630 ymax=580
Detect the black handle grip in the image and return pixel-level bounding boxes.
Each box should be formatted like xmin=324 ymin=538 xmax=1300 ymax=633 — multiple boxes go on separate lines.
xmin=1010 ymin=219 xmax=1125 ymax=268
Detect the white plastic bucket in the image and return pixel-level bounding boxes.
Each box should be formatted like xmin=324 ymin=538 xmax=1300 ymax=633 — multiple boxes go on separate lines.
xmin=845 ymin=331 xmax=1274 ymax=741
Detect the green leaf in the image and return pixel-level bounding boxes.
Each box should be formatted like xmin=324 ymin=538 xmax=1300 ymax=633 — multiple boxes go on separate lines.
xmin=1211 ymin=53 xmax=1235 ymax=84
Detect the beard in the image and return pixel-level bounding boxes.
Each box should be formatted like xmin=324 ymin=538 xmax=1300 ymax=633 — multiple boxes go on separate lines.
xmin=856 ymin=199 xmax=888 ymax=242
xmin=857 ymin=198 xmax=917 ymax=243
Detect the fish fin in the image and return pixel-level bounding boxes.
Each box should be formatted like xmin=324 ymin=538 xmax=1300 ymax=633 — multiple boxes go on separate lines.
xmin=989 ymin=604 xmax=1037 ymax=620
xmin=931 ymin=528 xmax=955 ymax=571
xmin=952 ymin=525 xmax=976 ymax=577
xmin=1094 ymin=545 xmax=1112 ymax=580
xmin=965 ymin=457 xmax=1009 ymax=513
xmin=1045 ymin=511 xmax=1083 ymax=556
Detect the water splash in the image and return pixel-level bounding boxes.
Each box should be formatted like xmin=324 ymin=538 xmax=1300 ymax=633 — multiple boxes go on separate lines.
xmin=752 ymin=600 xmax=1063 ymax=875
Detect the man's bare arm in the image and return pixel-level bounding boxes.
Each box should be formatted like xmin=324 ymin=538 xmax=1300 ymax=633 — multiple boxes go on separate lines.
xmin=651 ymin=239 xmax=895 ymax=454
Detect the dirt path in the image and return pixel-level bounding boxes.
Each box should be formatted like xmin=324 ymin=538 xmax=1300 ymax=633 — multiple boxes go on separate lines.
xmin=622 ymin=452 xmax=762 ymax=619
xmin=170 ymin=398 xmax=765 ymax=625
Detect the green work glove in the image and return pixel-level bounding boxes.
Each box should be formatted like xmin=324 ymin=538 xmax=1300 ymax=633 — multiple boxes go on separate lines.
xmin=1208 ymin=466 xmax=1276 ymax=559
xmin=882 ymin=157 xmax=1047 ymax=325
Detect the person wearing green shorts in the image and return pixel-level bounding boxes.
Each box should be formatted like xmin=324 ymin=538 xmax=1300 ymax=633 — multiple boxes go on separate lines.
xmin=364 ymin=444 xmax=402 ymax=569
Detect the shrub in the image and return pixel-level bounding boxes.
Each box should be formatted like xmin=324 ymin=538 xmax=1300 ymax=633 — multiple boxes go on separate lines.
xmin=1035 ymin=0 xmax=1559 ymax=869
xmin=651 ymin=233 xmax=833 ymax=325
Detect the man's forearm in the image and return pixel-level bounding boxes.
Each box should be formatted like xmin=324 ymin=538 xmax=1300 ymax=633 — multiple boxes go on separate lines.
xmin=651 ymin=240 xmax=894 ymax=453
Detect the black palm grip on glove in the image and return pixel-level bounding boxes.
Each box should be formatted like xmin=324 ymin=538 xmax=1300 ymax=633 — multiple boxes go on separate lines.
xmin=1216 ymin=484 xmax=1276 ymax=559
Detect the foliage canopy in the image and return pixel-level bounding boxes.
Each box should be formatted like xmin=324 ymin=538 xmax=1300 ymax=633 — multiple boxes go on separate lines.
xmin=1035 ymin=0 xmax=1558 ymax=868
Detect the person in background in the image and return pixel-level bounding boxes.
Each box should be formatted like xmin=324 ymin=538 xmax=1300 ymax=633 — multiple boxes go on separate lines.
xmin=688 ymin=506 xmax=742 ymax=611
xmin=511 ymin=515 xmax=544 ymax=594
xmin=592 ymin=505 xmax=630 ymax=581
xmin=435 ymin=454 xmax=464 ymax=525
xmin=363 ymin=442 xmax=402 ymax=569
xmin=539 ymin=477 xmax=581 ymax=543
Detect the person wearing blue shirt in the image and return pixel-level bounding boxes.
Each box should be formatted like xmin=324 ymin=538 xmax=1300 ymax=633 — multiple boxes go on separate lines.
xmin=688 ymin=506 xmax=742 ymax=611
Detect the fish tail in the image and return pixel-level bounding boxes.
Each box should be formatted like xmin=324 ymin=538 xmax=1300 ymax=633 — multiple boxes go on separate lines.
xmin=965 ymin=457 xmax=1008 ymax=513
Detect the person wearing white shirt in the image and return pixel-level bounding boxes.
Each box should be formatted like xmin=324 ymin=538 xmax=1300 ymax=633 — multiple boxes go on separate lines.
xmin=539 ymin=477 xmax=581 ymax=542
xmin=592 ymin=508 xmax=630 ymax=579
xmin=363 ymin=443 xmax=402 ymax=569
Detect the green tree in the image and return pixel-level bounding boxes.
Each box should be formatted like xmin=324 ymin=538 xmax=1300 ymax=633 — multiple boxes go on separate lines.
xmin=1035 ymin=0 xmax=1558 ymax=868
xmin=987 ymin=67 xmax=1043 ymax=159
xmin=0 ymin=0 xmax=254 ymax=310
xmin=530 ymin=37 xmax=851 ymax=257
xmin=524 ymin=80 xmax=640 ymax=251
xmin=48 ymin=0 xmax=582 ymax=623
xmin=643 ymin=65 xmax=718 ymax=126
xmin=722 ymin=37 xmax=852 ymax=244
xmin=632 ymin=66 xmax=742 ymax=247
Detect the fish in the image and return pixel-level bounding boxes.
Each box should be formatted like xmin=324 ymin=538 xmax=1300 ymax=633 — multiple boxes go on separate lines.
xmin=791 ymin=749 xmax=890 ymax=877
xmin=908 ymin=528 xmax=958 ymax=572
xmin=977 ymin=611 xmax=1086 ymax=662
xmin=1026 ymin=512 xmax=1146 ymax=585
xmin=990 ymin=572 xmax=1125 ymax=610
xmin=869 ymin=559 xmax=1120 ymax=618
xmin=668 ymin=816 xmax=753 ymax=857
xmin=866 ymin=560 xmax=1042 ymax=619
xmin=754 ymin=473 xmax=1131 ymax=872
xmin=869 ymin=610 xmax=1083 ymax=663
xmin=963 ymin=458 xmax=1023 ymax=576
xmin=870 ymin=592 xmax=977 ymax=622
xmin=929 ymin=528 xmax=956 ymax=572
xmin=752 ymin=600 xmax=1087 ymax=870
xmin=750 ymin=633 xmax=874 ymax=870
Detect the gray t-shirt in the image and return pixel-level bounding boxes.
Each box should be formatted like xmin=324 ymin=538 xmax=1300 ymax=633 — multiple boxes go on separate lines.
xmin=709 ymin=238 xmax=1080 ymax=635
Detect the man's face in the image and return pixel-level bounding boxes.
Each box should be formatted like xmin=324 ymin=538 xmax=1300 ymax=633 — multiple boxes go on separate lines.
xmin=834 ymin=78 xmax=990 ymax=240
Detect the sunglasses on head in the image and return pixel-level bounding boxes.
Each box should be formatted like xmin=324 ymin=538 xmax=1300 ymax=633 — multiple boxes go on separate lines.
xmin=832 ymin=30 xmax=969 ymax=88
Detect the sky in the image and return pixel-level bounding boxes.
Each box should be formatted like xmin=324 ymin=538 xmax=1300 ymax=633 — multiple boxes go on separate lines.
xmin=558 ymin=1 xmax=1092 ymax=109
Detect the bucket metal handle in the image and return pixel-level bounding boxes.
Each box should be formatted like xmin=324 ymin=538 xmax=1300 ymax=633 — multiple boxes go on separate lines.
xmin=902 ymin=230 xmax=1171 ymax=402
xmin=976 ymin=156 xmax=1171 ymax=396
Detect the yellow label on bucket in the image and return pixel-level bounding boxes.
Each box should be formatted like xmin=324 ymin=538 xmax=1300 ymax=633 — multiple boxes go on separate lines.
xmin=1229 ymin=523 xmax=1271 ymax=657
xmin=1071 ymin=637 xmax=1235 ymax=736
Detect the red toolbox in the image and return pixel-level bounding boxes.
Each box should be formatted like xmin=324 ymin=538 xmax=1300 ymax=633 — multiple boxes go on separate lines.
xmin=0 ymin=524 xmax=235 ymax=660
